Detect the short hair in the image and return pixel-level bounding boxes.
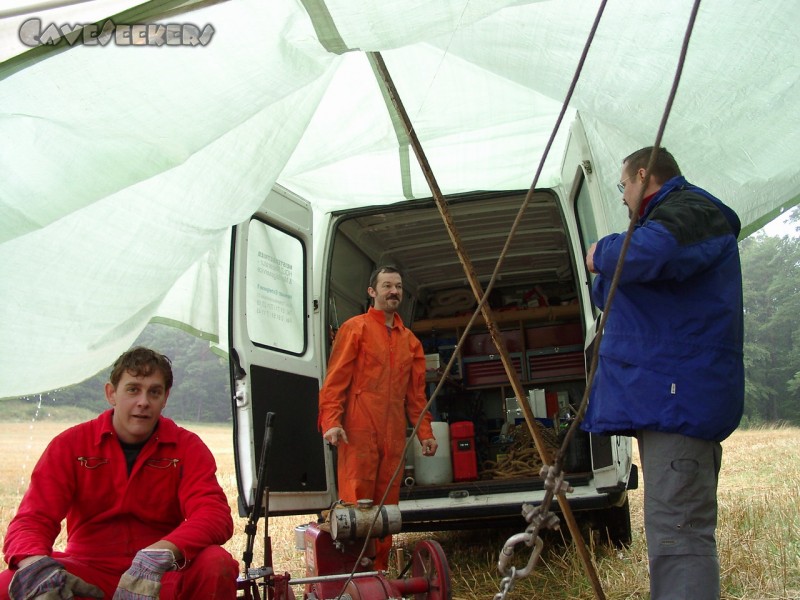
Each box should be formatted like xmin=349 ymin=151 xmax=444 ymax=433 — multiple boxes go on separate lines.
xmin=109 ymin=346 xmax=173 ymax=390
xmin=369 ymin=265 xmax=402 ymax=290
xmin=623 ymin=146 xmax=682 ymax=185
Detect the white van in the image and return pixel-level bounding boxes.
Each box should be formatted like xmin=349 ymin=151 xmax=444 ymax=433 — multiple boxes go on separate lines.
xmin=228 ymin=119 xmax=637 ymax=546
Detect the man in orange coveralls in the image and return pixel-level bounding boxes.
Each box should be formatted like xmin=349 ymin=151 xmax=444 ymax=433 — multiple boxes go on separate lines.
xmin=319 ymin=265 xmax=438 ymax=570
xmin=0 ymin=346 xmax=238 ymax=600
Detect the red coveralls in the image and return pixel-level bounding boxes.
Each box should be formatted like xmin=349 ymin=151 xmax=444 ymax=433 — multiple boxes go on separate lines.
xmin=318 ymin=307 xmax=434 ymax=569
xmin=1 ymin=410 xmax=238 ymax=599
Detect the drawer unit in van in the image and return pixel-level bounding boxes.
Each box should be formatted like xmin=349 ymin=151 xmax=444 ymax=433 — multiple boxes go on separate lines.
xmin=462 ymin=352 xmax=525 ymax=386
xmin=526 ymin=345 xmax=584 ymax=380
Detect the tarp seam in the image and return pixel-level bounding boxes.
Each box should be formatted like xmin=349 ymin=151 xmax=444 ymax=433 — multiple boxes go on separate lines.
xmin=367 ymin=52 xmax=414 ymax=200
xmin=297 ymin=0 xmax=350 ymax=55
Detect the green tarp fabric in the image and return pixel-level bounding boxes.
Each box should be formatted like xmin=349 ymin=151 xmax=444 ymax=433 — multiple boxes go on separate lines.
xmin=1 ymin=0 xmax=799 ymax=397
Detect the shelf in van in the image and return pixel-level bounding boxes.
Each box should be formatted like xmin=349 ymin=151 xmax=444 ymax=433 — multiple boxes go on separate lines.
xmin=411 ymin=304 xmax=580 ymax=334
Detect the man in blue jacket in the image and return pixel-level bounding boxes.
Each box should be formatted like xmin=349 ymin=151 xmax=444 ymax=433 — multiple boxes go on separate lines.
xmin=584 ymin=147 xmax=744 ymax=600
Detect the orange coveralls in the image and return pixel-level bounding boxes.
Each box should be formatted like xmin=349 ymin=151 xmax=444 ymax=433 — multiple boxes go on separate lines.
xmin=318 ymin=307 xmax=434 ymax=568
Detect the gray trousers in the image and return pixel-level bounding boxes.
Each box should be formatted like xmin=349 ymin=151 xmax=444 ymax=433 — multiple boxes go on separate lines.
xmin=637 ymin=430 xmax=722 ymax=600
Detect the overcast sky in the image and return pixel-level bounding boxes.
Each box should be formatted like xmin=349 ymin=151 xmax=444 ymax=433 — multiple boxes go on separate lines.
xmin=759 ymin=210 xmax=798 ymax=238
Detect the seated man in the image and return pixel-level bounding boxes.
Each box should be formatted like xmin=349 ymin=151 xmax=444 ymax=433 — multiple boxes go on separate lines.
xmin=1 ymin=346 xmax=239 ymax=600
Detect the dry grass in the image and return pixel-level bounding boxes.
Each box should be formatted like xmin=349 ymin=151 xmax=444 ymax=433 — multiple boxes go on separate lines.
xmin=0 ymin=416 xmax=797 ymax=599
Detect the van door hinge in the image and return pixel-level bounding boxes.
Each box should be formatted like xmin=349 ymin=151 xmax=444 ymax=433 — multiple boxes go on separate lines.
xmin=313 ymin=299 xmax=319 ymax=311
xmin=582 ymin=160 xmax=593 ymax=174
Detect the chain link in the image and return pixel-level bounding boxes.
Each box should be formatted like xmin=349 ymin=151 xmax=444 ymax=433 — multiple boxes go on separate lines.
xmin=493 ymin=566 xmax=517 ymax=600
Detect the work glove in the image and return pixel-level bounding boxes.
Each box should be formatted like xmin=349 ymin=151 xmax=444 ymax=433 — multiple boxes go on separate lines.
xmin=113 ymin=549 xmax=177 ymax=600
xmin=9 ymin=556 xmax=104 ymax=600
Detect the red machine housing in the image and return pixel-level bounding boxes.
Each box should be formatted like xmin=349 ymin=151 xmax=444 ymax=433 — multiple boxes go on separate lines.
xmin=303 ymin=522 xmax=376 ymax=597
xmin=300 ymin=522 xmax=451 ymax=600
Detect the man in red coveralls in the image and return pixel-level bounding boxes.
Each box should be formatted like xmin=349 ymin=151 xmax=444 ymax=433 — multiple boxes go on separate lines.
xmin=0 ymin=346 xmax=238 ymax=600
xmin=318 ymin=266 xmax=438 ymax=570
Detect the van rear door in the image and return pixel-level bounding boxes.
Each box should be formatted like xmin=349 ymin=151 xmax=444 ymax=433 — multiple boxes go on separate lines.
xmin=229 ymin=185 xmax=335 ymax=516
xmin=559 ymin=113 xmax=609 ymax=351
xmin=560 ymin=114 xmax=634 ymax=494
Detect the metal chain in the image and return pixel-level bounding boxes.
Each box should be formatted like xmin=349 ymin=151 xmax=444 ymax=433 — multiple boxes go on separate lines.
xmin=493 ymin=463 xmax=575 ymax=598
xmin=493 ymin=566 xmax=517 ymax=600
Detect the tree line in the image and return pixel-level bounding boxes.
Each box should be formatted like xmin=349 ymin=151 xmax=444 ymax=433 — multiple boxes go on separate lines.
xmin=740 ymin=210 xmax=800 ymax=425
xmin=13 ymin=326 xmax=233 ymax=423
xmin=9 ymin=210 xmax=800 ymax=426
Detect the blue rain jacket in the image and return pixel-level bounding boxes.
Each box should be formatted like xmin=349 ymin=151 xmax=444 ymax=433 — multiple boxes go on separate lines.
xmin=582 ymin=176 xmax=744 ymax=441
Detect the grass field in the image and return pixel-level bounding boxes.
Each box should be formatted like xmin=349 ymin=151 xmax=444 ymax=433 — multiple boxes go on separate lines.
xmin=0 ymin=416 xmax=797 ymax=599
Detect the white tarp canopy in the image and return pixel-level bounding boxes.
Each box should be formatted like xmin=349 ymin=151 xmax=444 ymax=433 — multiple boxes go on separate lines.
xmin=1 ymin=0 xmax=799 ymax=398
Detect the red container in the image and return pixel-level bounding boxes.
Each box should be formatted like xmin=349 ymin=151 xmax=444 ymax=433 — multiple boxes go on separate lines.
xmin=545 ymin=391 xmax=559 ymax=418
xmin=450 ymin=421 xmax=478 ymax=482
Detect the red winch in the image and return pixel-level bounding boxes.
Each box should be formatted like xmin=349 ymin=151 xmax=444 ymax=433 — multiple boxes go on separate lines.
xmin=238 ymin=502 xmax=450 ymax=600
xmin=236 ymin=413 xmax=451 ymax=600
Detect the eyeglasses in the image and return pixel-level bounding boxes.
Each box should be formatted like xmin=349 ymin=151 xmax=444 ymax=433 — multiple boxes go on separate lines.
xmin=617 ymin=173 xmax=634 ymax=194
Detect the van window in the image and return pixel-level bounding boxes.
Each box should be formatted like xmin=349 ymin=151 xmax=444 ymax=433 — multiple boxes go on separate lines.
xmin=574 ymin=176 xmax=600 ymax=255
xmin=245 ymin=218 xmax=306 ymax=354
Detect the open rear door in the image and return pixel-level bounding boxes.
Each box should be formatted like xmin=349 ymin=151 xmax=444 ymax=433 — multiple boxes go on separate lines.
xmin=229 ymin=185 xmax=334 ymax=516
xmin=560 ymin=114 xmax=633 ymax=492
xmin=559 ymin=112 xmax=609 ymax=342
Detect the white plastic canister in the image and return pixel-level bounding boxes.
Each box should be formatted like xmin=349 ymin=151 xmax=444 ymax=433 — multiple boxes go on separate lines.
xmin=413 ymin=421 xmax=453 ymax=485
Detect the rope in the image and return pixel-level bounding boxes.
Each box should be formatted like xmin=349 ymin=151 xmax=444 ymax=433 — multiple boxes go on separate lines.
xmin=562 ymin=0 xmax=704 ymax=486
xmin=480 ymin=424 xmax=560 ymax=480
xmin=331 ymin=1 xmax=704 ymax=597
xmin=512 ymin=2 xmax=705 ymax=599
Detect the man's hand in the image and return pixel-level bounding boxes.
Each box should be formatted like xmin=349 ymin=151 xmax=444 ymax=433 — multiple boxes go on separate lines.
xmin=112 ymin=549 xmax=177 ymax=600
xmin=585 ymin=242 xmax=598 ymax=274
xmin=420 ymin=438 xmax=438 ymax=456
xmin=9 ymin=556 xmax=103 ymax=600
xmin=323 ymin=426 xmax=348 ymax=446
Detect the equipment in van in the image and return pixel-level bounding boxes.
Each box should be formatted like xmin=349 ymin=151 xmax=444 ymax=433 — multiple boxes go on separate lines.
xmin=449 ymin=421 xmax=478 ymax=482
xmin=412 ymin=422 xmax=453 ymax=485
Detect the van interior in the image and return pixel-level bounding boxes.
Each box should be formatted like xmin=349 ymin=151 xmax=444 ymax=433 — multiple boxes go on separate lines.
xmin=325 ymin=190 xmax=595 ymax=504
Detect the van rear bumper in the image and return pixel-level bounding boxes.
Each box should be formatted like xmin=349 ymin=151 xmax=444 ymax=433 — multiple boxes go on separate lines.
xmin=399 ymin=478 xmax=627 ymax=532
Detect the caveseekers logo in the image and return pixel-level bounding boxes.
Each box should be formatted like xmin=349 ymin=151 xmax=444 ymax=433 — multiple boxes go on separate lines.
xmin=19 ymin=18 xmax=215 ymax=47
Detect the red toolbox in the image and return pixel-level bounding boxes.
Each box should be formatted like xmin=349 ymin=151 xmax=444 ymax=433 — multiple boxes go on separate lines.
xmin=462 ymin=352 xmax=525 ymax=386
xmin=526 ymin=345 xmax=584 ymax=381
xmin=450 ymin=421 xmax=478 ymax=482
